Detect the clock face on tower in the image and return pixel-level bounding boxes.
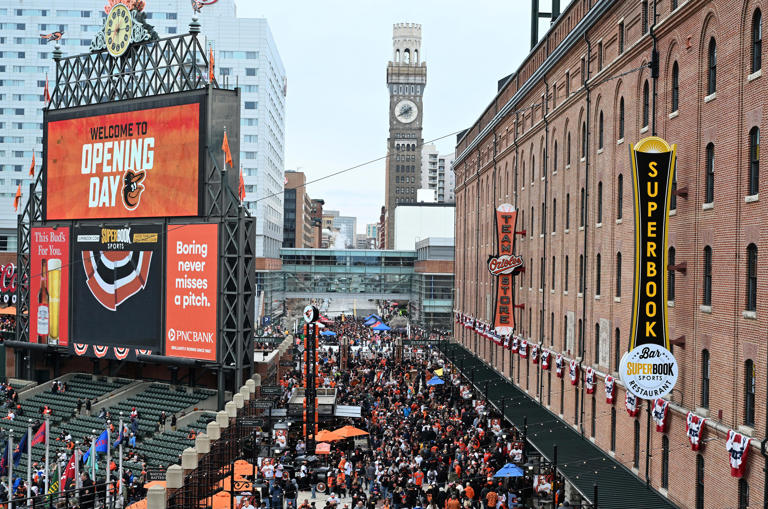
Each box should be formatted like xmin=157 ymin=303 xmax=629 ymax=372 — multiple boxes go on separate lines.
xmin=394 ymin=99 xmax=418 ymax=124
xmin=105 ymin=3 xmax=133 ymax=58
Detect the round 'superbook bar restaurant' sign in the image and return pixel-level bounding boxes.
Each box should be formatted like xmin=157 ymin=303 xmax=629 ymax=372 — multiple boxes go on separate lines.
xmin=619 ymin=136 xmax=679 ymax=399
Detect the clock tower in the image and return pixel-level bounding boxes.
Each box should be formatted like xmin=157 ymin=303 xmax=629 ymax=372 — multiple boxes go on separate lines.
xmin=385 ymin=23 xmax=427 ymax=249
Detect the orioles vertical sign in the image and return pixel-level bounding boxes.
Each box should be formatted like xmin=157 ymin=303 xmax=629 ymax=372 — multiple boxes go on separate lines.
xmin=487 ymin=204 xmax=523 ymax=335
xmin=620 ymin=136 xmax=679 ymax=399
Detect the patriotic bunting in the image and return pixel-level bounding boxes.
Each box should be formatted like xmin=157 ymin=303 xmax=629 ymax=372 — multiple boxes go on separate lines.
xmin=555 ymin=354 xmax=564 ymax=378
xmin=569 ymin=359 xmax=579 ymax=385
xmin=604 ymin=375 xmax=615 ymax=404
xmin=686 ymin=412 xmax=706 ymax=451
xmin=726 ymin=430 xmax=751 ymax=478
xmin=626 ymin=392 xmax=640 ymax=417
xmin=652 ymin=398 xmax=669 ymax=432
xmin=585 ymin=367 xmax=595 ymax=394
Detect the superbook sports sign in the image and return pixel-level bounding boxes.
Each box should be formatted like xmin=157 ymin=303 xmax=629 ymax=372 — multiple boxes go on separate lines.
xmin=620 ymin=136 xmax=679 ymax=400
xmin=487 ymin=204 xmax=523 ymax=335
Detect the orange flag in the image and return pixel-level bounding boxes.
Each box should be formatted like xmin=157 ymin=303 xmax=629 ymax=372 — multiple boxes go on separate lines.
xmin=28 ymin=151 xmax=35 ymax=177
xmin=13 ymin=185 xmax=21 ymax=211
xmin=239 ymin=166 xmax=246 ymax=201
xmin=208 ymin=46 xmax=215 ymax=82
xmin=44 ymin=75 xmax=51 ymax=104
xmin=222 ymin=131 xmax=233 ymax=169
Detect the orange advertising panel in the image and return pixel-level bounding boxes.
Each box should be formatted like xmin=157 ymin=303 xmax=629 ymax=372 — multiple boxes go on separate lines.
xmin=487 ymin=204 xmax=523 ymax=336
xmin=30 ymin=227 xmax=70 ymax=346
xmin=46 ymin=103 xmax=200 ymax=220
xmin=165 ymin=223 xmax=218 ymax=361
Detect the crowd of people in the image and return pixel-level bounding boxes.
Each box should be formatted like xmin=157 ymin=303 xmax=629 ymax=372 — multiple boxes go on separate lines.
xmin=242 ymin=318 xmax=570 ymax=509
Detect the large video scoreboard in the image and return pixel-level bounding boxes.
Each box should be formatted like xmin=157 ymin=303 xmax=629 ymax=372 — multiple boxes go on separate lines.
xmin=31 ymin=88 xmax=241 ymax=362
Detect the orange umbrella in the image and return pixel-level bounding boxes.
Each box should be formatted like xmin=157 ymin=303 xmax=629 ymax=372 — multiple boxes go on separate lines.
xmin=334 ymin=425 xmax=369 ymax=438
xmin=314 ymin=429 xmax=344 ymax=442
xmin=316 ymin=442 xmax=331 ymax=455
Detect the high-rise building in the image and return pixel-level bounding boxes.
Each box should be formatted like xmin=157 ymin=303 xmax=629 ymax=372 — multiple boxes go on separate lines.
xmin=333 ymin=215 xmax=357 ymax=249
xmin=282 ymin=171 xmax=313 ymax=248
xmin=421 ymin=143 xmax=455 ymax=203
xmin=384 ymin=23 xmax=426 ymax=249
xmin=309 ymin=198 xmax=325 ymax=248
xmin=366 ymin=223 xmax=378 ymax=240
xmin=0 ymin=0 xmax=285 ymax=257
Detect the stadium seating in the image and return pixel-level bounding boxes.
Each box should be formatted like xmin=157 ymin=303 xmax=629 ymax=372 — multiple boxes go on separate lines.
xmin=131 ymin=412 xmax=217 ymax=469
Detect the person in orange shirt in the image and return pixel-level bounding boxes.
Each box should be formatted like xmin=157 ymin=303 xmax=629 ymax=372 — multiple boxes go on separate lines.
xmin=336 ymin=471 xmax=346 ymax=497
xmin=464 ymin=485 xmax=475 ymax=501
xmin=412 ymin=469 xmax=424 ymax=487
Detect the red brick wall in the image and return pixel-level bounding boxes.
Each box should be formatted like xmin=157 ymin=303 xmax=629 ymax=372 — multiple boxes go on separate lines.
xmin=454 ymin=1 xmax=768 ymax=508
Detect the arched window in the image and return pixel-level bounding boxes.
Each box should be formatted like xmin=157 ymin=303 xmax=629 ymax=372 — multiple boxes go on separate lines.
xmin=395 ymin=49 xmax=400 ymax=63
xmin=404 ymin=48 xmax=410 ymax=64
xmin=522 ymin=161 xmax=526 ymax=187
xmin=551 ymin=256 xmax=556 ymax=290
xmin=633 ymin=420 xmax=641 ymax=467
xmin=531 ymin=155 xmax=536 ymax=182
xmin=615 ymin=252 xmax=622 ymax=298
xmin=671 ymin=61 xmax=679 ymax=112
xmin=753 ymin=9 xmax=763 ymax=73
xmin=703 ymin=246 xmax=713 ymax=305
xmin=581 ymin=122 xmax=587 ymax=158
xmin=749 ymin=127 xmax=759 ymax=196
xmin=580 ymin=187 xmax=586 ymax=227
xmin=597 ymin=181 xmax=603 ymax=223
xmin=614 ymin=328 xmax=621 ymax=371
xmin=579 ymin=254 xmax=584 ymax=293
xmin=566 ymin=193 xmax=571 ymax=229
xmin=705 ymin=143 xmax=715 ymax=204
xmin=540 ymin=257 xmax=545 ymax=291
xmin=746 ymin=243 xmax=757 ymax=311
xmin=618 ymin=97 xmax=625 ymax=139
xmin=701 ymin=349 xmax=710 ymax=408
xmin=590 ymin=394 xmax=596 ymax=437
xmin=668 ymin=247 xmax=676 ymax=301
xmin=661 ymin=435 xmax=670 ymax=489
xmin=642 ymin=80 xmax=650 ymax=127
xmin=594 ymin=322 xmax=600 ymax=364
xmin=696 ymin=455 xmax=705 ymax=509
xmin=550 ymin=312 xmax=554 ymax=346
xmin=707 ymin=37 xmax=717 ymax=95
xmin=595 ymin=253 xmax=601 ymax=296
xmin=530 ymin=207 xmax=534 ymax=239
xmin=552 ymin=198 xmax=557 ymax=233
xmin=745 ymin=359 xmax=756 ymax=426
xmin=564 ymin=255 xmax=569 ymax=292
xmin=598 ymin=110 xmax=604 ymax=149
xmin=553 ymin=141 xmax=558 ymax=172
xmin=567 ymin=132 xmax=572 ymax=165
xmin=610 ymin=407 xmax=617 ymax=451
xmin=739 ymin=479 xmax=750 ymax=509
xmin=617 ymin=174 xmax=624 ymax=219
xmin=541 ymin=202 xmax=546 ymax=234
xmin=414 ymin=49 xmax=419 ymax=64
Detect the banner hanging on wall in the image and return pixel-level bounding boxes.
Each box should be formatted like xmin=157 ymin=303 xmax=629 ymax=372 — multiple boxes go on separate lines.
xmin=487 ymin=204 xmax=523 ymax=336
xmin=620 ymin=136 xmax=679 ymax=400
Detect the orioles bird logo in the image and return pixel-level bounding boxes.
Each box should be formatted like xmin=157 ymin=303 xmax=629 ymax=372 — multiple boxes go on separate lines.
xmin=122 ymin=170 xmax=145 ymax=211
xmin=40 ymin=32 xmax=64 ymax=42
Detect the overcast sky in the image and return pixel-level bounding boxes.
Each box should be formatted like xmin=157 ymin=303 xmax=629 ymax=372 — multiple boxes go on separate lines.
xmin=236 ymin=1 xmax=537 ymax=233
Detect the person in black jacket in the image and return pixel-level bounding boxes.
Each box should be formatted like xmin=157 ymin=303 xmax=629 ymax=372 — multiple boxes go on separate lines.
xmin=80 ymin=472 xmax=95 ymax=509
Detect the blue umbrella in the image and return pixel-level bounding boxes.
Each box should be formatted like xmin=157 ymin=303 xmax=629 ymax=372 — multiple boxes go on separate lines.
xmin=426 ymin=377 xmax=444 ymax=386
xmin=493 ymin=463 xmax=524 ymax=478
xmin=372 ymin=323 xmax=391 ymax=331
xmin=320 ymin=330 xmax=337 ymax=336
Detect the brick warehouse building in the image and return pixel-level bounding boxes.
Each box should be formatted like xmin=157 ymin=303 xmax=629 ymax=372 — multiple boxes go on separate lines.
xmin=453 ymin=1 xmax=768 ymax=508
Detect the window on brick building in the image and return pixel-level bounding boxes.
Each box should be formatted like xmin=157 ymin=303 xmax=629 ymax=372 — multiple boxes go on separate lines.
xmin=753 ymin=9 xmax=762 ymax=73
xmin=617 ymin=174 xmax=624 ymax=219
xmin=642 ymin=1 xmax=649 ymax=34
xmin=560 ymin=376 xmax=565 ymax=414
xmin=578 ymin=319 xmax=583 ymax=358
xmin=668 ymin=247 xmax=676 ymax=301
xmin=705 ymin=143 xmax=715 ymax=203
xmin=595 ymin=253 xmax=601 ymax=296
xmin=541 ymin=202 xmax=546 ymax=234
xmin=567 ymin=132 xmax=572 ymax=165
xmin=553 ymin=140 xmax=558 ymax=172
xmin=566 ymin=193 xmax=571 ymax=229
xmin=749 ymin=127 xmax=759 ymax=196
xmin=550 ymin=312 xmax=555 ymax=346
xmin=530 ymin=257 xmax=533 ymax=288
xmin=540 ymin=257 xmax=545 ymax=291
xmin=707 ymin=37 xmax=717 ymax=95
xmin=581 ymin=122 xmax=587 ymax=158
xmin=642 ymin=80 xmax=650 ymax=127
xmin=614 ymin=328 xmax=621 ymax=371
xmin=671 ymin=62 xmax=679 ymax=112
xmin=530 ymin=207 xmax=534 ymax=239
xmin=616 ymin=252 xmax=622 ymax=297
xmin=574 ymin=377 xmax=580 ymax=424
xmin=661 ymin=435 xmax=670 ymax=489
xmin=703 ymin=246 xmax=712 ymax=305
xmin=597 ymin=181 xmax=603 ymax=223
xmin=739 ymin=479 xmax=750 ymax=509
xmin=745 ymin=359 xmax=756 ymax=426
xmin=565 ymin=256 xmax=569 ymax=291
xmin=671 ymin=0 xmax=678 ymax=10
xmin=618 ymin=97 xmax=625 ymax=139
xmin=746 ymin=243 xmax=757 ymax=311
xmin=610 ymin=407 xmax=616 ymax=451
xmin=579 ymin=255 xmax=584 ymax=294
xmin=594 ymin=323 xmax=600 ymax=365
xmin=580 ymin=187 xmax=586 ymax=227
xmin=633 ymin=419 xmax=640 ymax=467
xmin=598 ymin=111 xmax=604 ymax=149
xmin=566 ymin=70 xmax=570 ymax=96
xmin=701 ymin=349 xmax=710 ymax=408
xmin=552 ymin=198 xmax=557 ymax=233
xmin=591 ymin=395 xmax=596 ymax=437
xmin=552 ymin=256 xmax=556 ymax=290
xmin=619 ymin=21 xmax=624 ymax=54
xmin=696 ymin=455 xmax=705 ymax=509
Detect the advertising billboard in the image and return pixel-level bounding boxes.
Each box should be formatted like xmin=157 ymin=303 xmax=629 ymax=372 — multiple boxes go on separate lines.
xmin=165 ymin=223 xmax=219 ymax=361
xmin=30 ymin=227 xmax=70 ymax=346
xmin=71 ymin=224 xmax=163 ymax=357
xmin=46 ymin=102 xmax=200 ymax=220
xmin=487 ymin=204 xmax=523 ymax=336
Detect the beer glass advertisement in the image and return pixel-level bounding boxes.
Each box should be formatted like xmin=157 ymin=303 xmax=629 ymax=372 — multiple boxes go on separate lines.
xmin=71 ymin=224 xmax=163 ymax=354
xmin=46 ymin=102 xmax=200 ymax=220
xmin=165 ymin=223 xmax=219 ymax=361
xmin=30 ymin=227 xmax=70 ymax=346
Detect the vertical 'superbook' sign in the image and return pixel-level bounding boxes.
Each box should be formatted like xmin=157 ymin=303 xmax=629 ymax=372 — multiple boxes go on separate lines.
xmin=487 ymin=204 xmax=523 ymax=336
xmin=620 ymin=136 xmax=679 ymax=399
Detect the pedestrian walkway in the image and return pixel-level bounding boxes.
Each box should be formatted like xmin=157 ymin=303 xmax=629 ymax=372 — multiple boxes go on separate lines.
xmin=439 ymin=341 xmax=678 ymax=509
